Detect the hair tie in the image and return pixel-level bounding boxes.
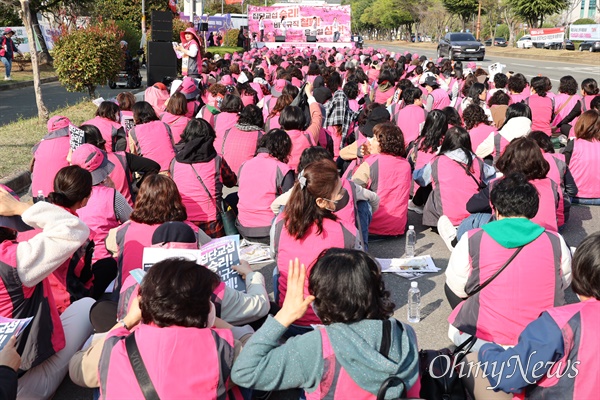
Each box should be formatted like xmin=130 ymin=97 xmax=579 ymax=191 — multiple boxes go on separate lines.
xmin=298 ymin=169 xmax=307 ymax=189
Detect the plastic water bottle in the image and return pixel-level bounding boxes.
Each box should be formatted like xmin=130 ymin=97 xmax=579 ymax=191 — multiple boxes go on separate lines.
xmin=405 ymin=225 xmax=416 ymax=258
xmin=407 ymin=282 xmax=421 ymax=323
xmin=36 ymin=190 xmax=45 ymax=203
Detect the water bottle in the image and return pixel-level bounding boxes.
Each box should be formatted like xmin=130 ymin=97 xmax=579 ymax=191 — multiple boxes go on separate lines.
xmin=36 ymin=190 xmax=45 ymax=203
xmin=405 ymin=225 xmax=416 ymax=258
xmin=407 ymin=281 xmax=421 ymax=323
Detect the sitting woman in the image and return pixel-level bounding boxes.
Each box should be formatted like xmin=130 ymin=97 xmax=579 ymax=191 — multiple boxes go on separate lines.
xmin=215 ymin=104 xmax=265 ymax=176
xmin=463 ymin=104 xmax=496 ymax=153
xmin=170 ymin=118 xmax=237 ymax=237
xmin=264 ymin=85 xmax=298 ymax=131
xmin=83 ymin=101 xmax=127 ymax=153
xmin=352 ymin=122 xmax=411 ymax=237
xmin=271 ymin=159 xmax=358 ymax=334
xmin=160 ymin=92 xmax=192 ymax=143
xmin=231 ymin=249 xmax=421 ymax=398
xmin=97 ymin=258 xmax=250 ymax=398
xmin=237 ymin=129 xmax=294 ymax=243
xmin=213 ymin=94 xmax=244 ymax=140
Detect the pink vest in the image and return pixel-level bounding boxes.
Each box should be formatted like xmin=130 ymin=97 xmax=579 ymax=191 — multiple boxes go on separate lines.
xmin=469 ymin=123 xmax=496 ymax=153
xmin=84 ymin=116 xmax=123 ymax=153
xmin=171 ymin=157 xmax=221 ymax=222
xmin=218 ymin=127 xmax=263 ymax=176
xmin=77 ymin=184 xmax=119 ymax=262
xmin=569 ymin=138 xmax=600 ymax=198
xmin=426 ymin=155 xmax=484 ymax=226
xmin=529 ymin=178 xmax=559 ymax=232
xmin=264 ymin=113 xmax=281 ymax=131
xmin=237 ymin=153 xmax=291 ymax=235
xmin=542 ymin=153 xmax=567 ymax=227
xmin=528 ymin=95 xmax=553 ymax=135
xmin=185 ymin=100 xmax=200 ymax=119
xmin=262 ymin=96 xmax=278 ymax=120
xmin=99 ymin=325 xmax=240 ymax=400
xmin=568 ymin=95 xmax=599 ymax=137
xmin=509 ymin=92 xmax=529 ymax=105
xmin=334 ymin=179 xmax=360 ymax=236
xmin=286 ymin=129 xmax=316 ymax=171
xmin=429 ymin=88 xmax=451 ymax=110
xmin=552 ymin=93 xmax=582 ymax=127
xmin=396 ymin=105 xmax=427 ymax=147
xmin=374 ymin=88 xmax=394 ymax=104
xmin=325 ymin=126 xmax=343 ymax=158
xmin=160 ymin=112 xmax=191 ymax=143
xmin=273 ymin=215 xmax=356 ymax=326
xmin=107 ymin=152 xmax=133 ymax=206
xmin=365 ymin=154 xmax=411 ymax=236
xmin=213 ymin=112 xmax=239 ymax=141
xmin=115 ymin=221 xmax=160 ymax=290
xmin=31 ymin=129 xmax=70 ymax=198
xmin=527 ymin=300 xmax=600 ymax=399
xmin=493 ymin=133 xmax=510 ymax=161
xmin=412 ymin=139 xmax=438 ymax=171
xmin=449 ymin=229 xmax=564 ymax=345
xmin=348 ymin=99 xmax=359 ymax=112
xmin=341 ymin=133 xmax=369 ymax=181
xmin=198 ymin=105 xmax=218 ymax=126
xmin=129 ymin=121 xmax=175 ymax=171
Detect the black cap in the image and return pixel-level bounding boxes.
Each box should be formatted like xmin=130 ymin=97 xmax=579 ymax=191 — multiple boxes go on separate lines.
xmin=360 ymin=107 xmax=391 ymax=137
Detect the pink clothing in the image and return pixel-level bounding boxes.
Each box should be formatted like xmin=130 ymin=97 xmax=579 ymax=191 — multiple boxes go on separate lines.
xmin=569 ymin=138 xmax=600 ymax=198
xmin=396 ymin=105 xmax=427 ymax=147
xmin=213 ymin=112 xmax=239 ymax=142
xmin=129 ymin=121 xmax=175 ymax=171
xmin=160 ymin=112 xmax=191 ymax=143
xmin=84 ymin=116 xmax=123 ymax=153
xmin=31 ymin=129 xmax=70 ymax=198
xmin=528 ymin=94 xmax=553 ymax=135
xmin=468 ymin=123 xmax=496 ymax=153
xmin=171 ymin=157 xmax=221 ymax=222
xmin=77 ymin=184 xmax=119 ymax=262
xmin=218 ymin=126 xmax=263 ymax=176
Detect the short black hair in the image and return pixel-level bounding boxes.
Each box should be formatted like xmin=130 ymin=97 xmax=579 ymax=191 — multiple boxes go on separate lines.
xmin=528 ymin=130 xmax=554 ymax=153
xmin=442 ymin=106 xmax=463 ymax=127
xmin=571 ymin=232 xmax=600 ymax=300
xmin=463 ymin=104 xmax=489 ymax=130
xmin=279 ymin=105 xmax=306 ymax=131
xmin=238 ymin=104 xmax=264 ymax=128
xmin=297 ymin=146 xmax=332 ymax=173
xmin=591 ymin=96 xmax=600 ymax=111
xmin=507 ymin=73 xmax=527 ymax=94
xmin=558 ymin=75 xmax=578 ymax=95
xmin=220 ymin=94 xmax=243 ymax=113
xmin=96 ymin=101 xmax=120 ymax=122
xmin=80 ymin=124 xmax=107 ymax=151
xmin=139 ymin=258 xmax=220 ymax=328
xmin=488 ymin=90 xmax=510 ymax=107
xmin=531 ymin=76 xmax=548 ymax=97
xmin=258 ymin=129 xmax=292 ymax=163
xmin=501 ymin=102 xmax=532 ymax=129
xmin=402 ymin=86 xmax=422 ymax=105
xmin=326 ymin=71 xmax=342 ymax=91
xmin=132 ymin=101 xmax=159 ymax=125
xmin=48 ymin=165 xmax=93 ymax=208
xmin=493 ymin=73 xmax=508 ymax=89
xmin=496 ymin=136 xmax=549 ymax=180
xmin=179 ymin=118 xmax=216 ymax=144
xmin=343 ymin=81 xmax=359 ymax=100
xmin=308 ymin=248 xmax=395 ymax=324
xmin=490 ymin=172 xmax=539 ymax=219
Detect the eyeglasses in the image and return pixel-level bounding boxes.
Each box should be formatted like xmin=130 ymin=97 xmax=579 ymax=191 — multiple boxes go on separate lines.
xmin=322 ymin=187 xmax=346 ymax=204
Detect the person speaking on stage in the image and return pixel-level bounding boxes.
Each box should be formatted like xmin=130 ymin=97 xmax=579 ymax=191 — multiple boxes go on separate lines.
xmin=176 ymin=27 xmax=202 ymax=78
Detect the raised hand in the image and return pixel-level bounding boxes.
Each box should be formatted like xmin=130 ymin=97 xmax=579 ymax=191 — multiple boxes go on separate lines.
xmin=274 ymin=258 xmax=315 ymax=328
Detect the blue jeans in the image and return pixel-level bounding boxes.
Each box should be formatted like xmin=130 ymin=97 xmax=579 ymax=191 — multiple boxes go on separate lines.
xmin=357 ymin=200 xmax=372 ymax=250
xmin=333 ymin=32 xmax=340 ymax=42
xmin=1 ymin=56 xmax=12 ymax=78
xmin=456 ymin=213 xmax=493 ymax=241
xmin=571 ymin=197 xmax=600 ymax=205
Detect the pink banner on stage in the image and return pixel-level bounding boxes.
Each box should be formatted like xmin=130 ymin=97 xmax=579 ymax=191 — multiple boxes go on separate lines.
xmin=248 ymin=5 xmax=351 ymax=43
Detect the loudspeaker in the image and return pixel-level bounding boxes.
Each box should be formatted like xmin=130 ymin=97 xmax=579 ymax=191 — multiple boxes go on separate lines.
xmin=151 ymin=11 xmax=173 ymax=42
xmin=200 ymin=22 xmax=209 ymax=32
xmin=147 ymin=41 xmax=177 ymax=86
xmin=306 ymin=35 xmax=317 ymax=42
xmin=275 ymin=35 xmax=286 ymax=42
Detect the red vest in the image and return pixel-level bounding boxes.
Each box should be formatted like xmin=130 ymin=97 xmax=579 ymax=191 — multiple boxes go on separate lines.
xmin=107 ymin=151 xmax=133 ymax=206
xmin=396 ymin=105 xmax=427 ymax=147
xmin=159 ymin=112 xmax=191 ymax=143
xmin=218 ymin=127 xmax=263 ymax=176
xmin=237 ymin=152 xmax=291 ymax=238
xmin=449 ymin=228 xmax=564 ymax=345
xmin=77 ymin=184 xmax=119 ymax=262
xmin=129 ymin=121 xmax=175 ymax=171
xmin=84 ymin=116 xmax=123 ymax=153
xmin=171 ymin=157 xmax=221 ymax=222
xmin=0 ymin=242 xmax=65 ymax=371
xmin=31 ymin=129 xmax=71 ymax=198
xmin=569 ymin=138 xmax=600 ymax=198
xmin=273 ymin=215 xmax=356 ymax=326
xmin=365 ymin=154 xmax=411 ymax=236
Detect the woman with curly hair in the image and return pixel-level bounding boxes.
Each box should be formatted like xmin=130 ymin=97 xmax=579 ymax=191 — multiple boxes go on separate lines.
xmin=352 ymin=122 xmax=412 ymax=236
xmin=232 ymin=249 xmax=420 ymax=398
xmin=236 ymin=129 xmax=295 ymax=243
xmin=463 ymin=103 xmax=497 ymax=152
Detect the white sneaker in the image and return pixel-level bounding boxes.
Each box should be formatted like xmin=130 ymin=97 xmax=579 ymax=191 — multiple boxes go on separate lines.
xmin=4 ymin=76 xmax=10 ymax=81
xmin=408 ymin=200 xmax=424 ymax=214
xmin=437 ymin=215 xmax=457 ymax=252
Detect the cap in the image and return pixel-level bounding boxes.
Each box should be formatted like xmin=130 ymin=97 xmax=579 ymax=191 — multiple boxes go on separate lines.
xmin=313 ymin=86 xmax=332 ymax=105
xmin=3 ymin=28 xmax=15 ymax=35
xmin=360 ymin=107 xmax=391 ymax=137
xmin=151 ymin=221 xmax=212 ymax=248
xmin=411 ymin=282 xmax=418 ymax=288
xmin=71 ymin=144 xmax=115 ymax=185
xmin=47 ymin=116 xmax=71 ymax=132
xmin=423 ymin=76 xmax=439 ymax=88
xmin=271 ymin=79 xmax=288 ymax=97
xmin=179 ymin=77 xmax=199 ymax=100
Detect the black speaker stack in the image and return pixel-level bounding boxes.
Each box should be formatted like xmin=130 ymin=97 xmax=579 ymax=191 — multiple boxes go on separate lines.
xmin=275 ymin=35 xmax=286 ymax=42
xmin=147 ymin=11 xmax=177 ymax=86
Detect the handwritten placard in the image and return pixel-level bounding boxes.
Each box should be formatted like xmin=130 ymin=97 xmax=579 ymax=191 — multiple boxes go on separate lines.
xmin=69 ymin=124 xmax=86 ymax=150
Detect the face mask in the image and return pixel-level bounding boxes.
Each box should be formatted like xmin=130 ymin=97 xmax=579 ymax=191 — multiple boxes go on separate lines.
xmin=206 ymin=301 xmax=216 ymax=328
xmin=325 ymin=188 xmax=350 ymax=212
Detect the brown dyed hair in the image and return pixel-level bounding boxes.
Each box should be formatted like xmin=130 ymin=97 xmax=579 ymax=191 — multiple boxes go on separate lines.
xmin=130 ymin=174 xmax=187 ymax=224
xmin=575 ymin=110 xmax=600 ymax=141
xmin=374 ymin=122 xmax=406 ymax=157
xmin=117 ymin=92 xmax=136 ymax=111
xmin=496 ymin=137 xmax=549 ymax=180
xmin=284 ymin=159 xmax=338 ymax=240
xmin=208 ymin=83 xmax=227 ymax=96
xmin=229 ymin=63 xmax=240 ymax=75
xmin=165 ymin=92 xmax=188 ymax=116
xmin=268 ymin=93 xmax=294 ymax=119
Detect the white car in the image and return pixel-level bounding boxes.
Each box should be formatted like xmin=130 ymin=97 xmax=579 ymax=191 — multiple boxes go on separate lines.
xmin=517 ymin=35 xmax=533 ymax=49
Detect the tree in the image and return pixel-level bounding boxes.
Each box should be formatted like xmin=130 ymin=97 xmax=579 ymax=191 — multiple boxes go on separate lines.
xmin=52 ymin=22 xmax=123 ymax=98
xmin=442 ymin=0 xmax=479 ymax=31
xmin=507 ymin=0 xmax=569 ymax=28
xmin=573 ymin=18 xmax=596 ymax=24
xmin=93 ymin=0 xmax=169 ymax=28
xmin=0 ymin=3 xmax=20 ymax=25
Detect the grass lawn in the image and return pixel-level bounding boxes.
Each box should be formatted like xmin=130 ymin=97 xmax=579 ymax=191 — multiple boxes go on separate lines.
xmin=206 ymin=47 xmax=244 ymax=57
xmin=0 ymin=101 xmax=97 ymax=179
xmin=0 ymin=61 xmax=56 ymax=86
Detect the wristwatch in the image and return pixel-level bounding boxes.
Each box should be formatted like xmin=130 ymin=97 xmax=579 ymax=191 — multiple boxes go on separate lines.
xmin=118 ymin=319 xmax=130 ymax=330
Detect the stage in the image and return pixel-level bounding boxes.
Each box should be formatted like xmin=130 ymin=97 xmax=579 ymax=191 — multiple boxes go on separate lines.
xmin=258 ymin=41 xmax=355 ymax=50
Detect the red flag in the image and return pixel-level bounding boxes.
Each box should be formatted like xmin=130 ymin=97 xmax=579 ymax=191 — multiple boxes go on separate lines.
xmin=169 ymin=0 xmax=178 ymax=13
xmin=225 ymin=0 xmax=242 ymax=4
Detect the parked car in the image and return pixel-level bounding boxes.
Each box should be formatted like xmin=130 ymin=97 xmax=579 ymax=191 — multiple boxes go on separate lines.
xmin=564 ymin=40 xmax=575 ymax=50
xmin=437 ymin=32 xmax=485 ymax=61
xmin=579 ymin=41 xmax=600 ymax=52
xmin=544 ymin=41 xmax=563 ymax=50
xmin=516 ymin=35 xmax=533 ymax=49
xmin=484 ymin=37 xmax=507 ymax=47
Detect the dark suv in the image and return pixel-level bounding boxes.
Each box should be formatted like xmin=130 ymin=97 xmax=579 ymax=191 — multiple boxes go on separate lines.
xmin=438 ymin=32 xmax=485 ymax=61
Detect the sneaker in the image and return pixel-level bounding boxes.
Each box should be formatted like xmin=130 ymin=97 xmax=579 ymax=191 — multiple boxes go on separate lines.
xmin=437 ymin=215 xmax=457 ymax=252
xmin=408 ymin=200 xmax=424 ymax=214
xmin=4 ymin=76 xmax=11 ymax=81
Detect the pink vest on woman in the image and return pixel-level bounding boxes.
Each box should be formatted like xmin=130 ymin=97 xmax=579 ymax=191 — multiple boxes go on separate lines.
xmin=160 ymin=112 xmax=191 ymax=143
xmin=264 ymin=113 xmax=281 ymax=131
xmin=129 ymin=121 xmax=175 ymax=171
xmin=396 ymin=105 xmax=427 ymax=147
xmin=542 ymin=153 xmax=567 ymax=227
xmin=568 ymin=95 xmax=599 ymax=137
xmin=529 ymin=178 xmax=559 ymax=231
xmin=364 ymin=154 xmax=411 ymax=236
xmin=449 ymin=228 xmax=564 ymax=345
xmin=77 ymin=185 xmax=119 ymax=262
xmin=286 ymin=130 xmax=316 ymax=171
xmin=429 ymin=88 xmax=451 ymax=110
xmin=171 ymin=157 xmax=221 ymax=222
xmin=237 ymin=153 xmax=291 ymax=236
xmin=468 ymin=123 xmax=496 ymax=153
xmin=107 ymin=151 xmax=133 ymax=206
xmin=509 ymin=92 xmax=528 ymax=105
xmin=273 ymin=216 xmax=356 ymax=326
xmin=31 ymin=128 xmax=70 ymax=198
xmin=568 ymin=138 xmax=600 ymax=198
xmin=218 ymin=127 xmax=263 ymax=176
xmin=84 ymin=116 xmax=123 ymax=153
xmin=552 ymin=93 xmax=582 ymax=128
xmin=213 ymin=112 xmax=239 ymax=141
xmin=528 ymin=94 xmax=554 ymax=135
xmin=99 ymin=325 xmax=241 ymax=400
xmin=115 ymin=221 xmax=160 ymax=290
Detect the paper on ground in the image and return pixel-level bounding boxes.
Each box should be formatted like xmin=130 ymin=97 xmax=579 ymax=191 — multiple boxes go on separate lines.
xmin=376 ymin=255 xmax=440 ymax=280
